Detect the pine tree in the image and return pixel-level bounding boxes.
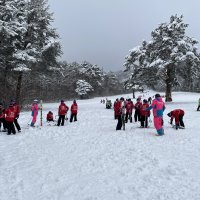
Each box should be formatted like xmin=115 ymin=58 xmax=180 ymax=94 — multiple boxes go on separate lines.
xmin=124 ymin=15 xmax=199 ymax=101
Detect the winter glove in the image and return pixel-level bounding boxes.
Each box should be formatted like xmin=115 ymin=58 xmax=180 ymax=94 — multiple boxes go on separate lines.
xmin=16 ymin=115 xmax=19 ymax=119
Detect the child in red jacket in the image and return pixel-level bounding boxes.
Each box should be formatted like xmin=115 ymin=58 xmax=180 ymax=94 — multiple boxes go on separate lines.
xmin=70 ymin=100 xmax=78 ymax=122
xmin=5 ymin=103 xmax=16 ymax=135
xmin=47 ymin=111 xmax=54 ymax=122
xmin=57 ymin=100 xmax=69 ymax=126
xmin=140 ymin=99 xmax=150 ymax=128
xmin=167 ymin=109 xmax=185 ymax=129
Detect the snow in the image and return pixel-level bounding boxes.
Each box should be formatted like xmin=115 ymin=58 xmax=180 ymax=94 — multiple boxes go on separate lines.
xmin=0 ymin=91 xmax=200 ymax=200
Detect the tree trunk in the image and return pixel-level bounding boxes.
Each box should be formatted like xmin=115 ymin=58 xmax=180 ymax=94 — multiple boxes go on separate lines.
xmin=132 ymin=89 xmax=135 ymax=99
xmin=165 ymin=81 xmax=172 ymax=102
xmin=16 ymin=71 xmax=23 ymax=104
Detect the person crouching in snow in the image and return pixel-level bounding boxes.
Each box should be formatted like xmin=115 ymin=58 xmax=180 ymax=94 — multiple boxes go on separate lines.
xmin=47 ymin=111 xmax=54 ymax=122
xmin=31 ymin=99 xmax=39 ymax=127
xmin=70 ymin=100 xmax=78 ymax=122
xmin=147 ymin=94 xmax=165 ymax=136
xmin=167 ymin=109 xmax=185 ymax=130
xmin=57 ymin=100 xmax=69 ymax=126
xmin=140 ymin=99 xmax=150 ymax=128
xmin=5 ymin=103 xmax=16 ymax=135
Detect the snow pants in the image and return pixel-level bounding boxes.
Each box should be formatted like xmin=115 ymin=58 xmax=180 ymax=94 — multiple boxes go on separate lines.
xmin=134 ymin=110 xmax=141 ymax=122
xmin=70 ymin=113 xmax=77 ymax=122
xmin=31 ymin=115 xmax=37 ymax=127
xmin=0 ymin=118 xmax=7 ymax=130
xmin=57 ymin=115 xmax=65 ymax=126
xmin=140 ymin=115 xmax=148 ymax=128
xmin=14 ymin=118 xmax=21 ymax=131
xmin=125 ymin=112 xmax=132 ymax=123
xmin=116 ymin=115 xmax=122 ymax=130
xmin=154 ymin=117 xmax=164 ymax=135
xmin=6 ymin=121 xmax=16 ymax=135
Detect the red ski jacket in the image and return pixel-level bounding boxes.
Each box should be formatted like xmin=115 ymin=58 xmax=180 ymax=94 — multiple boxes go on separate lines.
xmin=5 ymin=107 xmax=15 ymax=122
xmin=115 ymin=101 xmax=122 ymax=116
xmin=13 ymin=104 xmax=20 ymax=117
xmin=47 ymin=113 xmax=53 ymax=121
xmin=126 ymin=101 xmax=134 ymax=113
xmin=71 ymin=103 xmax=78 ymax=114
xmin=170 ymin=109 xmax=185 ymax=125
xmin=58 ymin=103 xmax=69 ymax=115
xmin=135 ymin=102 xmax=142 ymax=110
xmin=140 ymin=103 xmax=150 ymax=116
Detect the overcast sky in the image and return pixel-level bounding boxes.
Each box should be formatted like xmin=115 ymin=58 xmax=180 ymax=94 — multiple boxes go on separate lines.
xmin=48 ymin=0 xmax=200 ymax=71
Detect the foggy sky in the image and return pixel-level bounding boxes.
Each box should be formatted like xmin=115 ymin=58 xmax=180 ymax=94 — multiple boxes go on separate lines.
xmin=48 ymin=0 xmax=200 ymax=71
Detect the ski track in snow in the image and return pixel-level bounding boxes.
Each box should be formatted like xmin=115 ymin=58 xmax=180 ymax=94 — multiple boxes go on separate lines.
xmin=0 ymin=91 xmax=200 ymax=200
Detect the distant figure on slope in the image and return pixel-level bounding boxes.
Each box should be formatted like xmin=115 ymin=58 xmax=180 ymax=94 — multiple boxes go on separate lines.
xmin=5 ymin=103 xmax=16 ymax=135
xmin=31 ymin=99 xmax=39 ymax=127
xmin=47 ymin=111 xmax=54 ymax=122
xmin=134 ymin=98 xmax=142 ymax=122
xmin=147 ymin=94 xmax=165 ymax=136
xmin=70 ymin=100 xmax=78 ymax=122
xmin=197 ymin=98 xmax=200 ymax=111
xmin=167 ymin=109 xmax=185 ymax=130
xmin=116 ymin=97 xmax=124 ymax=130
xmin=140 ymin=99 xmax=150 ymax=128
xmin=125 ymin=99 xmax=134 ymax=123
xmin=12 ymin=100 xmax=21 ymax=132
xmin=57 ymin=100 xmax=69 ymax=126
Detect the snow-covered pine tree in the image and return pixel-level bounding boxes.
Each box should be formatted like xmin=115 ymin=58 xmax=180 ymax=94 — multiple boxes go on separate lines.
xmin=15 ymin=0 xmax=61 ymax=103
xmin=0 ymin=0 xmax=28 ymax=103
xmin=75 ymin=80 xmax=94 ymax=99
xmin=124 ymin=15 xmax=199 ymax=101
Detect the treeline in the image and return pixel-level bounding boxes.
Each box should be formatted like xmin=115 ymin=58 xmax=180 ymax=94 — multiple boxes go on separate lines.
xmin=0 ymin=0 xmax=125 ymax=107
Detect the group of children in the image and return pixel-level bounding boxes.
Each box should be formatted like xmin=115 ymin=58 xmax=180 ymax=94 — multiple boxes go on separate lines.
xmin=113 ymin=94 xmax=186 ymax=136
xmin=0 ymin=99 xmax=78 ymax=135
xmin=0 ymin=100 xmax=21 ymax=135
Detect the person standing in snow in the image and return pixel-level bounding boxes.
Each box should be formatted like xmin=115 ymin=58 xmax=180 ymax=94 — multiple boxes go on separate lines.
xmin=147 ymin=94 xmax=165 ymax=136
xmin=0 ymin=103 xmax=7 ymax=132
xmin=125 ymin=99 xmax=134 ymax=123
xmin=12 ymin=100 xmax=21 ymax=132
xmin=116 ymin=97 xmax=125 ymax=130
xmin=70 ymin=100 xmax=78 ymax=122
xmin=31 ymin=99 xmax=39 ymax=127
xmin=114 ymin=98 xmax=119 ymax=119
xmin=197 ymin=98 xmax=200 ymax=111
xmin=134 ymin=98 xmax=142 ymax=122
xmin=57 ymin=100 xmax=69 ymax=126
xmin=140 ymin=99 xmax=150 ymax=128
xmin=167 ymin=109 xmax=185 ymax=130
xmin=5 ymin=103 xmax=16 ymax=135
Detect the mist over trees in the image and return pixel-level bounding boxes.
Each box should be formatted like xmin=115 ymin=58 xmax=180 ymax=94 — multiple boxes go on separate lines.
xmin=124 ymin=15 xmax=200 ymax=101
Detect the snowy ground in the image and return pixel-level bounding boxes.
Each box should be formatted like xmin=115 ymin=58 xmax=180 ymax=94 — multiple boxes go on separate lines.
xmin=0 ymin=91 xmax=200 ymax=200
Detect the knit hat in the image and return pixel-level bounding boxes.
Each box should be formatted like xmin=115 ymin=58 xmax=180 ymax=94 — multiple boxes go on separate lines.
xmin=61 ymin=99 xmax=64 ymax=103
xmin=143 ymin=99 xmax=148 ymax=103
xmin=167 ymin=112 xmax=171 ymax=117
xmin=155 ymin=94 xmax=161 ymax=98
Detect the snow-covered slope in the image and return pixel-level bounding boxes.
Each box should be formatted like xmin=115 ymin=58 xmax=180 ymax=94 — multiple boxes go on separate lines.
xmin=0 ymin=91 xmax=200 ymax=200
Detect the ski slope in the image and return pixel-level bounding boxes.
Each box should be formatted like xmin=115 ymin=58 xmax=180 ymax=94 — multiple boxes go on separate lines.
xmin=0 ymin=91 xmax=200 ymax=200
